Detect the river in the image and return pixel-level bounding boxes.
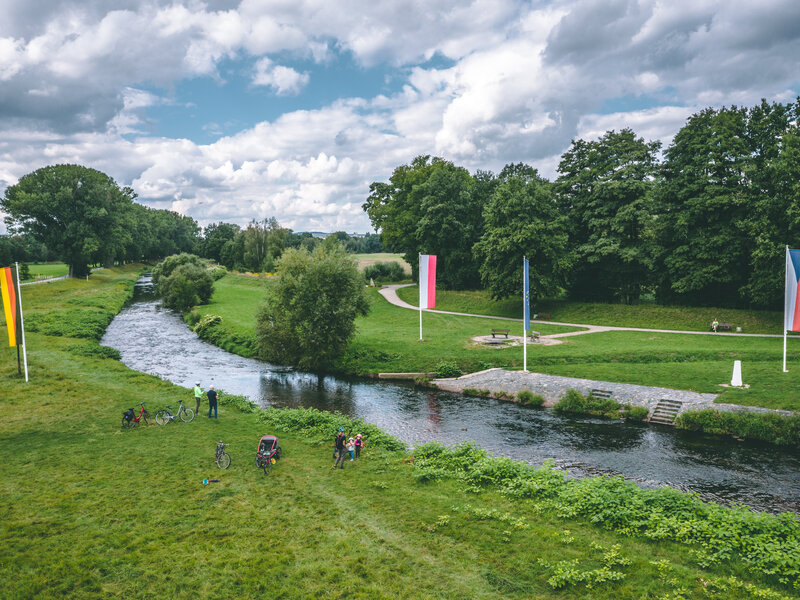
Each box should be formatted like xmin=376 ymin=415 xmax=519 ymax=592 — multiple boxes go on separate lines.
xmin=101 ymin=276 xmax=800 ymax=513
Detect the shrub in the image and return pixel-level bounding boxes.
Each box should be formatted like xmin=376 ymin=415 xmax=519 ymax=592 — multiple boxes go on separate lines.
xmin=152 ymin=253 xmax=206 ymax=285
xmin=676 ymin=409 xmax=800 ymax=447
xmin=363 ymin=261 xmax=406 ymax=282
xmin=19 ymin=263 xmax=30 ymax=280
xmin=193 ymin=314 xmax=222 ymax=336
xmin=554 ymin=389 xmax=622 ymax=419
xmin=159 ymin=263 xmax=214 ymax=312
xmin=517 ymin=390 xmax=545 ymax=407
xmin=494 ymin=390 xmax=515 ymax=400
xmin=184 ymin=309 xmax=201 ymax=327
xmin=209 ymin=265 xmax=227 ymax=280
xmin=622 ymin=405 xmax=649 ymax=421
xmin=435 ymin=360 xmax=462 ymax=378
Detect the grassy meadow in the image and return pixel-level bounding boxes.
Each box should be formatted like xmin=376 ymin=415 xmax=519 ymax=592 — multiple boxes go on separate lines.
xmin=353 ymin=252 xmax=412 ymax=275
xmin=1 ymin=267 xmax=797 ymax=599
xmin=22 ymin=262 xmax=69 ymax=280
xmin=195 ymin=275 xmax=800 ymax=411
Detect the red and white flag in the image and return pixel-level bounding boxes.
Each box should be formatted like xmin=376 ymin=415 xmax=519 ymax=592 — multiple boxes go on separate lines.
xmin=419 ymin=254 xmax=437 ymax=309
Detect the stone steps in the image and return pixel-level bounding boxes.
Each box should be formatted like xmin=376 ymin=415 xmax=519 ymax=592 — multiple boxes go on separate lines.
xmin=648 ymin=399 xmax=683 ymax=425
xmin=590 ymin=388 xmax=614 ymax=399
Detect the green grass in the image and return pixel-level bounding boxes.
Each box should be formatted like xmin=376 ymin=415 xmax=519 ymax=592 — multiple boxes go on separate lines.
xmin=1 ymin=268 xmax=797 ymax=599
xmin=22 ymin=262 xmax=69 ymax=280
xmin=396 ymin=286 xmax=784 ymax=334
xmin=197 ymin=274 xmax=800 ymax=411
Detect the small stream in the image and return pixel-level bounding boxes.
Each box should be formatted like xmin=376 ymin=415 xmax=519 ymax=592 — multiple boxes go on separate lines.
xmin=101 ymin=276 xmax=800 ymax=513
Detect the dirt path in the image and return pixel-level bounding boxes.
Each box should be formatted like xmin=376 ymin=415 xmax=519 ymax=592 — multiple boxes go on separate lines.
xmin=378 ymin=284 xmax=784 ymax=339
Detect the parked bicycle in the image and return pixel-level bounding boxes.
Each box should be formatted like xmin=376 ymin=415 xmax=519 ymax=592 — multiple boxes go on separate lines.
xmin=122 ymin=402 xmax=150 ymax=428
xmin=215 ymin=441 xmax=231 ymax=469
xmin=154 ymin=399 xmax=195 ymax=425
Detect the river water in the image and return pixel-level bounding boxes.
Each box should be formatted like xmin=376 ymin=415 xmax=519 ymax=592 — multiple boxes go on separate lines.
xmin=101 ymin=277 xmax=800 ymax=513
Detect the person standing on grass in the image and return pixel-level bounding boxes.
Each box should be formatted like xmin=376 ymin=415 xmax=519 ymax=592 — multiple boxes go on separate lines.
xmin=347 ymin=437 xmax=355 ymax=461
xmin=332 ymin=427 xmax=347 ymax=469
xmin=354 ymin=434 xmax=363 ymax=459
xmin=207 ymin=385 xmax=218 ymax=419
xmin=193 ymin=382 xmax=204 ymax=414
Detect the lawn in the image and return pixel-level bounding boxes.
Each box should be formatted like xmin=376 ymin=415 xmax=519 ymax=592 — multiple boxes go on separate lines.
xmin=396 ymin=286 xmax=785 ymax=334
xmin=1 ymin=268 xmax=796 ymax=599
xmin=22 ymin=262 xmax=69 ymax=280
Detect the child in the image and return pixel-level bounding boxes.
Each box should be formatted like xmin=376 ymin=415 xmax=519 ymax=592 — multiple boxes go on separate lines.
xmin=354 ymin=433 xmax=363 ymax=459
xmin=347 ymin=437 xmax=355 ymax=461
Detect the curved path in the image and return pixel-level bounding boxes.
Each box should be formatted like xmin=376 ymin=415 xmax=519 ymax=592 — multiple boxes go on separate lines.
xmin=379 ymin=284 xmax=784 ymax=339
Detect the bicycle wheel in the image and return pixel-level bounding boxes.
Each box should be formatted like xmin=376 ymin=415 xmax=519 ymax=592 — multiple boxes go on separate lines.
xmin=180 ymin=407 xmax=194 ymax=423
xmin=275 ymin=447 xmax=282 ymax=460
xmin=155 ymin=410 xmax=170 ymax=426
xmin=262 ymin=457 xmax=272 ymax=475
xmin=130 ymin=417 xmax=138 ymax=429
xmin=216 ymin=452 xmax=231 ymax=469
xmin=121 ymin=417 xmax=130 ymax=429
xmin=142 ymin=410 xmax=150 ymax=426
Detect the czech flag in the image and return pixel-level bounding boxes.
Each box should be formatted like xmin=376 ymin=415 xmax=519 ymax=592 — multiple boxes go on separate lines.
xmin=1 ymin=266 xmax=18 ymax=347
xmin=419 ymin=254 xmax=437 ymax=309
xmin=785 ymin=247 xmax=800 ymax=332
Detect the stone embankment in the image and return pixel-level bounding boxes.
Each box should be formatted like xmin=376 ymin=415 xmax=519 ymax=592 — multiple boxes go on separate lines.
xmin=431 ymin=368 xmax=796 ymax=423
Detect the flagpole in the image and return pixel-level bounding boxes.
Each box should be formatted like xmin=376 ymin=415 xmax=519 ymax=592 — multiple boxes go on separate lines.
xmin=783 ymin=330 xmax=788 ymax=372
xmin=523 ymin=256 xmax=527 ymax=372
xmin=14 ymin=263 xmax=28 ymax=382
xmin=419 ymin=306 xmax=423 ymax=341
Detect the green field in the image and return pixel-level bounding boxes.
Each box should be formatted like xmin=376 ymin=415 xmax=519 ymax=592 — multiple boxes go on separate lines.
xmin=1 ymin=266 xmax=797 ymax=599
xmin=353 ymin=252 xmax=411 ymax=274
xmin=22 ymin=262 xmax=69 ymax=280
xmin=196 ymin=275 xmax=800 ymax=411
xmin=396 ymin=286 xmax=784 ymax=334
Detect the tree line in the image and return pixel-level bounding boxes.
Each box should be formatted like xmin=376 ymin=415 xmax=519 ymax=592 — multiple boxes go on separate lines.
xmin=364 ymin=99 xmax=800 ymax=309
xmin=1 ymin=164 xmax=384 ymax=277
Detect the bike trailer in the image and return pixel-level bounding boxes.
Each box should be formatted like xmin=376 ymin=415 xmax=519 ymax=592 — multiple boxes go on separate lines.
xmin=256 ymin=435 xmax=282 ymax=461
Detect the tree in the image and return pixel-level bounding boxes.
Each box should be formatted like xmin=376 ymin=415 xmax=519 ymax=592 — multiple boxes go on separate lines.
xmin=556 ymin=129 xmax=660 ymax=304
xmin=654 ymin=107 xmax=751 ymax=306
xmin=255 ymin=244 xmax=369 ymax=371
xmin=363 ymin=156 xmax=484 ymax=288
xmin=1 ymin=164 xmax=135 ymax=276
xmin=200 ymin=222 xmax=240 ymax=263
xmin=153 ymin=253 xmax=214 ymax=311
xmin=473 ymin=164 xmax=568 ymax=300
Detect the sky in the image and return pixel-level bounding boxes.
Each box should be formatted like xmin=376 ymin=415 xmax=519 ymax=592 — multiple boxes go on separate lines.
xmin=1 ymin=0 xmax=799 ymax=234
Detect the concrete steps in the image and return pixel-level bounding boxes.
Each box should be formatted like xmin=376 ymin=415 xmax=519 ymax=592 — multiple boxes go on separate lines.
xmin=648 ymin=399 xmax=683 ymax=425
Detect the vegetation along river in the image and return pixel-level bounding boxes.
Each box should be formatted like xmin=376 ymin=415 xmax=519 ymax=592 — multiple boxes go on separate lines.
xmin=102 ymin=276 xmax=800 ymax=513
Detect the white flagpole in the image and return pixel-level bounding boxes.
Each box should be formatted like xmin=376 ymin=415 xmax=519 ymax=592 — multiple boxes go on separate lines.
xmin=14 ymin=262 xmax=29 ymax=382
xmin=419 ymin=306 xmax=423 ymax=341
xmin=523 ymin=256 xmax=527 ymax=373
xmin=783 ymin=330 xmax=788 ymax=372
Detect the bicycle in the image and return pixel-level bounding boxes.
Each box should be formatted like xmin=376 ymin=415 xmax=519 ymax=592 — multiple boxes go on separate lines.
xmin=215 ymin=441 xmax=231 ymax=469
xmin=154 ymin=399 xmax=195 ymax=425
xmin=122 ymin=402 xmax=150 ymax=428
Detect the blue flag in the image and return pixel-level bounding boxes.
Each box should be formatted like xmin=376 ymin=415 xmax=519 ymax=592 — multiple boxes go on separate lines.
xmin=523 ymin=257 xmax=530 ymax=331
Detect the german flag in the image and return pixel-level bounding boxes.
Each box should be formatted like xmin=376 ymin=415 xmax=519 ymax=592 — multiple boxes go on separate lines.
xmin=1 ymin=266 xmax=18 ymax=346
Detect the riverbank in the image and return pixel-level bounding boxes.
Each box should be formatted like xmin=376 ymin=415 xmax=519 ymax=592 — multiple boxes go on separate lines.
xmin=1 ymin=268 xmax=798 ymax=599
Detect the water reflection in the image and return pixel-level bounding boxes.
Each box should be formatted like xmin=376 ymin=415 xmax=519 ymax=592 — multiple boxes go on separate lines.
xmin=101 ymin=278 xmax=800 ymax=513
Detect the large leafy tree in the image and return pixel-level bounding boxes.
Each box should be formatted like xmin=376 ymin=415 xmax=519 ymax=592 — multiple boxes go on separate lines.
xmin=2 ymin=164 xmax=135 ymax=276
xmin=255 ymin=244 xmax=369 ymax=371
xmin=473 ymin=164 xmax=568 ymax=300
xmin=556 ymin=129 xmax=660 ymax=304
xmin=654 ymin=106 xmax=752 ymax=306
xmin=363 ymin=155 xmax=484 ymax=288
xmin=200 ymin=222 xmax=240 ymax=263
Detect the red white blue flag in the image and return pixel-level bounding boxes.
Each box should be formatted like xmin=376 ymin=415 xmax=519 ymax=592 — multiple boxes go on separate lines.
xmin=419 ymin=254 xmax=437 ymax=309
xmin=785 ymin=247 xmax=800 ymax=332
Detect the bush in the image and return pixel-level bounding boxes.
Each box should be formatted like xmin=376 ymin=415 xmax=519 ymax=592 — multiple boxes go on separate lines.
xmin=159 ymin=262 xmax=214 ymax=312
xmin=434 ymin=360 xmax=462 ymax=378
xmin=209 ymin=265 xmax=227 ymax=280
xmin=517 ymin=390 xmax=545 ymax=407
xmin=152 ymin=253 xmax=206 ymax=285
xmin=193 ymin=314 xmax=222 ymax=336
xmin=622 ymin=405 xmax=649 ymax=421
xmin=554 ymin=389 xmax=622 ymax=419
xmin=19 ymin=263 xmax=30 ymax=280
xmin=676 ymin=409 xmax=800 ymax=447
xmin=363 ymin=261 xmax=406 ymax=282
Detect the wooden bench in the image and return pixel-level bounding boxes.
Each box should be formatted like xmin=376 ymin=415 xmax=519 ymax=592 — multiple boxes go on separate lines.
xmin=534 ymin=312 xmax=551 ymax=320
xmin=529 ymin=331 xmax=540 ymax=342
xmin=710 ymin=322 xmax=732 ymax=332
xmin=491 ymin=328 xmax=510 ymax=338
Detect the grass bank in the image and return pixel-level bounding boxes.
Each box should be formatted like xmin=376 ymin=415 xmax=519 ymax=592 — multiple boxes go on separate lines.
xmin=396 ymin=286 xmax=784 ymax=334
xmin=22 ymin=262 xmax=69 ymax=280
xmin=1 ymin=268 xmax=798 ymax=599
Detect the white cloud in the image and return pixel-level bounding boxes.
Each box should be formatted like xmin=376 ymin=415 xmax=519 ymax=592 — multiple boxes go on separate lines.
xmin=252 ymin=58 xmax=310 ymax=95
